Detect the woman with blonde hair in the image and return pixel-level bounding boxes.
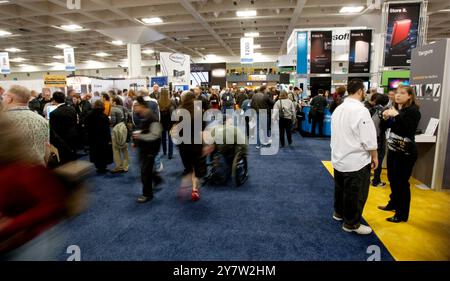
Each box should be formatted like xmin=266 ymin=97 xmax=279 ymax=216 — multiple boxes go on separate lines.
xmin=273 ymin=90 xmax=297 ymax=147
xmin=379 ymin=85 xmax=421 ymax=223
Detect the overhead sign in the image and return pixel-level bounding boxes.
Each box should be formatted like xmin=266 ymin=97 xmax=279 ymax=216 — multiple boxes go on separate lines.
xmin=248 ymin=75 xmax=267 ymax=81
xmin=240 ymin=37 xmax=254 ymax=64
xmin=349 ymin=30 xmax=372 ymax=73
xmin=64 ymin=48 xmax=76 ymax=72
xmin=384 ymin=2 xmax=421 ymax=67
xmin=296 ymin=31 xmax=308 ymax=75
xmin=310 ymin=31 xmax=332 ymax=73
xmin=44 ymin=75 xmax=67 ymax=87
xmin=160 ymin=52 xmax=190 ymax=85
xmin=0 ymin=52 xmax=11 ymax=74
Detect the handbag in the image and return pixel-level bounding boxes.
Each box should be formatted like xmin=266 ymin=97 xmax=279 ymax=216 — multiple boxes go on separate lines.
xmin=47 ymin=144 xmax=60 ymax=169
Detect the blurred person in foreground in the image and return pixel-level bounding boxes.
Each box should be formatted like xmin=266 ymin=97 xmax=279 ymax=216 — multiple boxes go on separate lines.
xmin=2 ymin=85 xmax=49 ymax=166
xmin=173 ymin=92 xmax=207 ymax=201
xmin=132 ymin=96 xmax=163 ymax=203
xmin=0 ymin=113 xmax=67 ymax=260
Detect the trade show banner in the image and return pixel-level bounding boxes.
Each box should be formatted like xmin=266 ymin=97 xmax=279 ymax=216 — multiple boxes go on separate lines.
xmin=64 ymin=48 xmax=76 ymax=71
xmin=384 ymin=2 xmax=421 ymax=67
xmin=410 ymin=40 xmax=447 ymax=132
xmin=44 ymin=75 xmax=67 ymax=87
xmin=349 ymin=30 xmax=372 ymax=73
xmin=0 ymin=52 xmax=11 ymax=74
xmin=91 ymin=78 xmax=114 ymax=93
xmin=240 ymin=37 xmax=254 ymax=64
xmin=310 ymin=31 xmax=332 ymax=73
xmin=150 ymin=76 xmax=168 ymax=87
xmin=296 ymin=32 xmax=308 ymax=75
xmin=160 ymin=52 xmax=190 ymax=85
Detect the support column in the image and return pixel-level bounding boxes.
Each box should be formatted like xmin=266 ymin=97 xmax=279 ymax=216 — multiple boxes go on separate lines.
xmin=127 ymin=43 xmax=142 ymax=78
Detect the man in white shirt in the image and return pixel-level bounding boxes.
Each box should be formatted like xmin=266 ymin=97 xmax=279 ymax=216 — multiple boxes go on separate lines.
xmin=330 ymin=79 xmax=378 ymax=235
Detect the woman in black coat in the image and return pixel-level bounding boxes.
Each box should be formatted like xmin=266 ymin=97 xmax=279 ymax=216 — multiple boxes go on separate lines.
xmin=379 ymin=85 xmax=421 ymax=223
xmin=85 ymin=100 xmax=113 ymax=173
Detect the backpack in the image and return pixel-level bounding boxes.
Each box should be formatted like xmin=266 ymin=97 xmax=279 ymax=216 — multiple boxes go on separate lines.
xmin=372 ymin=106 xmax=383 ymax=137
xmin=278 ymin=99 xmax=286 ymax=118
xmin=122 ymin=107 xmax=133 ymax=143
xmin=222 ymin=92 xmax=234 ymax=108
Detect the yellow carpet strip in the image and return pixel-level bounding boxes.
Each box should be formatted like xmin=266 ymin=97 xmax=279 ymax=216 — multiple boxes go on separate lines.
xmin=322 ymin=161 xmax=450 ymax=261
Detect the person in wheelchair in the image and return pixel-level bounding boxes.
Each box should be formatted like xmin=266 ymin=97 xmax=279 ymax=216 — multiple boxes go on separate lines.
xmin=203 ymin=114 xmax=248 ymax=186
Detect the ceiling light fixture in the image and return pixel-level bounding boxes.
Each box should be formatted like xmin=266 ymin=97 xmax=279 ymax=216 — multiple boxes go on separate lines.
xmin=10 ymin=57 xmax=27 ymax=62
xmin=5 ymin=48 xmax=23 ymax=52
xmin=438 ymin=9 xmax=450 ymax=12
xmin=86 ymin=60 xmax=101 ymax=64
xmin=253 ymin=44 xmax=261 ymax=49
xmin=111 ymin=40 xmax=124 ymax=46
xmin=236 ymin=10 xmax=257 ymax=17
xmin=0 ymin=0 xmax=10 ymax=4
xmin=45 ymin=62 xmax=64 ymax=66
xmin=244 ymin=32 xmax=259 ymax=37
xmin=60 ymin=24 xmax=84 ymax=31
xmin=55 ymin=44 xmax=72 ymax=49
xmin=141 ymin=17 xmax=163 ymax=24
xmin=339 ymin=6 xmax=364 ymax=13
xmin=142 ymin=49 xmax=154 ymax=54
xmin=0 ymin=29 xmax=12 ymax=36
xmin=53 ymin=55 xmax=64 ymax=59
xmin=18 ymin=64 xmax=30 ymax=67
xmin=94 ymin=52 xmax=111 ymax=57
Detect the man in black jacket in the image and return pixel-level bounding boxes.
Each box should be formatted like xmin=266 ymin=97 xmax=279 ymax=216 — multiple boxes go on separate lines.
xmin=50 ymin=91 xmax=78 ymax=164
xmin=251 ymin=86 xmax=274 ymax=148
xmin=309 ymin=89 xmax=328 ymax=137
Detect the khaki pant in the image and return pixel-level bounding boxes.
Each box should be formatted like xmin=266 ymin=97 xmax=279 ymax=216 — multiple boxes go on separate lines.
xmin=112 ymin=138 xmax=129 ymax=171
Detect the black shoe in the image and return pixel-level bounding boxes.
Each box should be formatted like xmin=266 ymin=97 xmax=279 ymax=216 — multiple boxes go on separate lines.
xmin=96 ymin=168 xmax=108 ymax=174
xmin=372 ymin=181 xmax=386 ymax=187
xmin=154 ymin=175 xmax=163 ymax=187
xmin=137 ymin=195 xmax=152 ymax=203
xmin=378 ymin=205 xmax=395 ymax=212
xmin=386 ymin=216 xmax=407 ymax=223
xmin=168 ymin=155 xmax=173 ymax=160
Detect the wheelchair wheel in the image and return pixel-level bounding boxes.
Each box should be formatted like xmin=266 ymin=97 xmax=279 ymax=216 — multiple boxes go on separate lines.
xmin=232 ymin=151 xmax=248 ymax=186
xmin=207 ymin=150 xmax=229 ymax=185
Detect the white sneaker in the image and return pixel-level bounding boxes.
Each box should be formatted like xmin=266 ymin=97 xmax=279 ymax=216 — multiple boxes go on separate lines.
xmin=156 ymin=162 xmax=164 ymax=173
xmin=332 ymin=213 xmax=343 ymax=221
xmin=342 ymin=224 xmax=372 ymax=235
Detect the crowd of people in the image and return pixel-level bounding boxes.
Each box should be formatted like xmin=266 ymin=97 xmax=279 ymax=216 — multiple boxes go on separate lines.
xmin=0 ymin=78 xmax=422 ymax=260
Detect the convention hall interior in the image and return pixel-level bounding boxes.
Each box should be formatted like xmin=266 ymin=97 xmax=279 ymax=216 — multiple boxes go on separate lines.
xmin=0 ymin=0 xmax=449 ymax=262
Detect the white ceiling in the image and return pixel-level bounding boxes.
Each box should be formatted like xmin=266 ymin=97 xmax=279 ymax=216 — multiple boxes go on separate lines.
xmin=0 ymin=0 xmax=449 ymax=68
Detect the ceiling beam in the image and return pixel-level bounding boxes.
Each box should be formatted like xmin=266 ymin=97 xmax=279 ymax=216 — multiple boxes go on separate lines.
xmin=88 ymin=0 xmax=205 ymax=58
xmin=178 ymin=0 xmax=235 ymax=56
xmin=279 ymin=0 xmax=307 ymax=55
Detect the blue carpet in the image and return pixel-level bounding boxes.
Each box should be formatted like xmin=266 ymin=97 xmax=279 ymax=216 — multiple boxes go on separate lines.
xmin=59 ymin=133 xmax=394 ymax=261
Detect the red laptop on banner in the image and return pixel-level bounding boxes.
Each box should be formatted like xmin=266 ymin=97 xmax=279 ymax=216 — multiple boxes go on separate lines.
xmin=390 ymin=19 xmax=412 ymax=47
